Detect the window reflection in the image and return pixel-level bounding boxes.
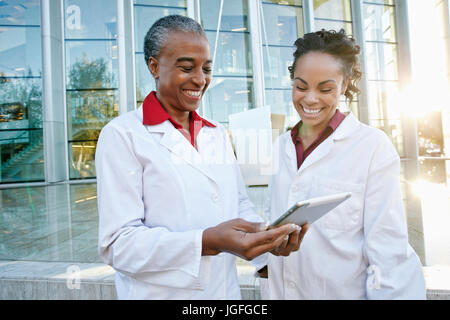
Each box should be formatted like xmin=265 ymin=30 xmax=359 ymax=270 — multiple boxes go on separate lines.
xmin=0 ymin=0 xmax=40 ymax=25
xmin=64 ymin=0 xmax=118 ymax=39
xmin=0 ymin=1 xmax=43 ymax=184
xmin=200 ymin=0 xmax=252 ymax=124
xmin=65 ymin=42 xmax=118 ymax=89
xmin=363 ymin=4 xmax=396 ymax=42
xmin=201 ymin=0 xmax=248 ymax=31
xmin=262 ymin=3 xmax=303 ymax=46
xmin=263 ymin=46 xmax=295 ymax=89
xmin=69 ymin=141 xmax=97 ymax=179
xmin=313 ymin=0 xmax=352 ymax=21
xmin=64 ymin=0 xmax=119 ymax=180
xmin=0 ymin=27 xmax=42 ymax=77
xmin=365 ymin=42 xmax=398 ymax=81
xmin=203 ymin=78 xmax=253 ymax=124
xmin=261 ymin=0 xmax=303 ymax=129
xmin=205 ymin=31 xmax=252 ymax=77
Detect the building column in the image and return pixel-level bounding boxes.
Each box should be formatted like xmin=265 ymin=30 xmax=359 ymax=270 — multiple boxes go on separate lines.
xmin=248 ymin=0 xmax=266 ymax=109
xmin=41 ymin=0 xmax=68 ymax=183
xmin=351 ymin=0 xmax=370 ymax=125
xmin=117 ymin=0 xmax=137 ymax=113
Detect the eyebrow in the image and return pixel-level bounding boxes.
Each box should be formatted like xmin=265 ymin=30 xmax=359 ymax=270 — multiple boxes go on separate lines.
xmin=176 ymin=57 xmax=213 ymax=64
xmin=294 ymin=77 xmax=336 ymax=86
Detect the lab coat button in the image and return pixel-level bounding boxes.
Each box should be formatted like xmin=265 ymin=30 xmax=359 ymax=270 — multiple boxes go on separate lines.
xmin=288 ymin=281 xmax=296 ymax=288
xmin=291 ymin=185 xmax=299 ymax=192
xmin=211 ymin=194 xmax=219 ymax=203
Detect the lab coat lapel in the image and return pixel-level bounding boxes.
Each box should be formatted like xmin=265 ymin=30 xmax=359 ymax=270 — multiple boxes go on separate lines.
xmin=297 ymin=112 xmax=360 ymax=175
xmin=284 ymin=137 xmax=298 ymax=176
xmin=146 ymin=121 xmax=218 ymax=184
xmin=297 ymin=136 xmax=334 ymax=174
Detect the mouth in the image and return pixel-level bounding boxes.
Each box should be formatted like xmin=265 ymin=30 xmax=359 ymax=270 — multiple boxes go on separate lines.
xmin=183 ymin=89 xmax=202 ymax=100
xmin=301 ymin=105 xmax=325 ymax=116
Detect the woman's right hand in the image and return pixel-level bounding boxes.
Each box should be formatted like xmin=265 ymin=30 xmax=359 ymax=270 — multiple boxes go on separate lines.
xmin=201 ymin=218 xmax=304 ymax=260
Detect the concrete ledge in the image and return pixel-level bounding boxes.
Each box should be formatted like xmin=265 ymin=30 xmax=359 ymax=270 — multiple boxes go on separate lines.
xmin=0 ymin=261 xmax=448 ymax=300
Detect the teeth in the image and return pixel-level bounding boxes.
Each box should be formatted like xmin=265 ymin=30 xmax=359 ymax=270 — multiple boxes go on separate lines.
xmin=185 ymin=90 xmax=201 ymax=97
xmin=303 ymin=106 xmax=321 ymax=114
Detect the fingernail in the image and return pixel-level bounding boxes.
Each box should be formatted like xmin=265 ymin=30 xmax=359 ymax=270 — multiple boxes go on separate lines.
xmin=291 ymin=224 xmax=301 ymax=231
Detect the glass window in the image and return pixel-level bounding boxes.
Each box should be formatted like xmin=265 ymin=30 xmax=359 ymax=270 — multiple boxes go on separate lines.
xmin=313 ymin=0 xmax=352 ymax=21
xmin=0 ymin=0 xmax=40 ymax=25
xmin=263 ymin=46 xmax=295 ymax=89
xmin=262 ymin=0 xmax=302 ymax=6
xmin=0 ymin=1 xmax=43 ymax=184
xmin=262 ymin=3 xmax=303 ymax=46
xmin=206 ymin=31 xmax=252 ymax=77
xmin=134 ymin=0 xmax=186 ymax=6
xmin=64 ymin=0 xmax=118 ymax=40
xmin=363 ymin=4 xmax=396 ymax=42
xmin=64 ymin=0 xmax=119 ymax=180
xmin=68 ymin=140 xmax=98 ymax=179
xmin=201 ymin=0 xmax=248 ymax=32
xmin=0 ymin=27 xmax=42 ymax=77
xmin=203 ymin=77 xmax=253 ymax=124
xmin=200 ymin=0 xmax=252 ymax=125
xmin=365 ymin=42 xmax=399 ymax=81
xmin=65 ymin=41 xmax=118 ymax=89
xmin=261 ymin=0 xmax=304 ymax=129
xmin=135 ymin=53 xmax=155 ymax=105
xmin=66 ymin=89 xmax=118 ymax=141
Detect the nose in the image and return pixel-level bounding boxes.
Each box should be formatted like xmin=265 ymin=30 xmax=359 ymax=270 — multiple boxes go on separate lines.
xmin=303 ymin=90 xmax=319 ymax=105
xmin=191 ymin=69 xmax=208 ymax=88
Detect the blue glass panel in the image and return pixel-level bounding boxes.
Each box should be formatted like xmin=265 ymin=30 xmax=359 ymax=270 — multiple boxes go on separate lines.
xmin=64 ymin=0 xmax=118 ymax=39
xmin=0 ymin=27 xmax=41 ymax=77
xmin=0 ymin=0 xmax=40 ymax=25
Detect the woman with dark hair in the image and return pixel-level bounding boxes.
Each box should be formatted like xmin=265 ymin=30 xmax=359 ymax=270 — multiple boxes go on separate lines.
xmin=95 ymin=15 xmax=307 ymax=300
xmin=261 ymin=29 xmax=426 ymax=299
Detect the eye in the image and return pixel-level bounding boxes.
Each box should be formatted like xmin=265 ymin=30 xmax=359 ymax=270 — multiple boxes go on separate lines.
xmin=296 ymin=86 xmax=306 ymax=91
xmin=203 ymin=67 xmax=212 ymax=74
xmin=179 ymin=66 xmax=193 ymax=72
xmin=320 ymin=88 xmax=332 ymax=93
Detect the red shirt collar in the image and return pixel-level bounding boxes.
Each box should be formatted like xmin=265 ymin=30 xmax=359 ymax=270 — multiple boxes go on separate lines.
xmin=142 ymin=91 xmax=215 ymax=128
xmin=291 ymin=109 xmax=345 ymax=142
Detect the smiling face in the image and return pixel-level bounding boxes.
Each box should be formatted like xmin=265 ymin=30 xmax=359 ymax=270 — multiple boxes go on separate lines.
xmin=292 ymin=51 xmax=347 ymax=131
xmin=148 ymin=31 xmax=212 ymax=115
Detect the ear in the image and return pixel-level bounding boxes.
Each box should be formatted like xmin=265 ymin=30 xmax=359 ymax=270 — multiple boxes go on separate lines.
xmin=148 ymin=57 xmax=159 ymax=79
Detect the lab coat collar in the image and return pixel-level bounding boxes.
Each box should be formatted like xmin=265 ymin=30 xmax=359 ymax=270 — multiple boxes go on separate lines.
xmin=284 ymin=112 xmax=361 ymax=175
xmin=141 ymin=106 xmax=219 ymax=185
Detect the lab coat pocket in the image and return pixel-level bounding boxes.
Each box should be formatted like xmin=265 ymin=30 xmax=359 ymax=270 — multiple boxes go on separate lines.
xmin=311 ymin=177 xmax=365 ymax=232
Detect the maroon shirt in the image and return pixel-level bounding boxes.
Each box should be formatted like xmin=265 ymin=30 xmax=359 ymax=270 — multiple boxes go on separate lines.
xmin=291 ymin=109 xmax=346 ymax=169
xmin=142 ymin=91 xmax=215 ymax=149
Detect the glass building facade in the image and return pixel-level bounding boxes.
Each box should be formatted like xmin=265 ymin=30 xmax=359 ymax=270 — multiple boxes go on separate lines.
xmin=1 ymin=0 xmax=450 ymax=267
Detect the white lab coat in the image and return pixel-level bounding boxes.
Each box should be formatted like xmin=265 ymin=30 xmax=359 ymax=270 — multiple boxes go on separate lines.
xmin=95 ymin=106 xmax=264 ymax=300
xmin=262 ymin=112 xmax=426 ymax=300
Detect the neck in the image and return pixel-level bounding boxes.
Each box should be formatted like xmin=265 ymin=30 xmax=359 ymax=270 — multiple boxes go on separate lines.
xmin=298 ymin=110 xmax=337 ymax=141
xmin=156 ymin=92 xmax=190 ymax=130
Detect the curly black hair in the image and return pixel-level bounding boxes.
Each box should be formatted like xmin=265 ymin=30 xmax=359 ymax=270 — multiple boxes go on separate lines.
xmin=288 ymin=29 xmax=362 ymax=103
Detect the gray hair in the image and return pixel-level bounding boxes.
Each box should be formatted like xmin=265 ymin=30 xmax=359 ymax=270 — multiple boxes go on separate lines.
xmin=144 ymin=15 xmax=206 ymax=66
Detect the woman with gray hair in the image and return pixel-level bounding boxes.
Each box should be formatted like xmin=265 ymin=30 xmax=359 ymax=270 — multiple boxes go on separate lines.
xmin=95 ymin=15 xmax=308 ymax=300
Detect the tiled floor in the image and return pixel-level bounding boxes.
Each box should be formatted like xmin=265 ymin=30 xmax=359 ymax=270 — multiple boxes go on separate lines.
xmin=0 ymin=183 xmax=100 ymax=263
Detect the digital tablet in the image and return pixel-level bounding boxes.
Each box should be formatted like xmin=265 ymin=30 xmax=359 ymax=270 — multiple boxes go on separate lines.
xmin=269 ymin=192 xmax=352 ymax=227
